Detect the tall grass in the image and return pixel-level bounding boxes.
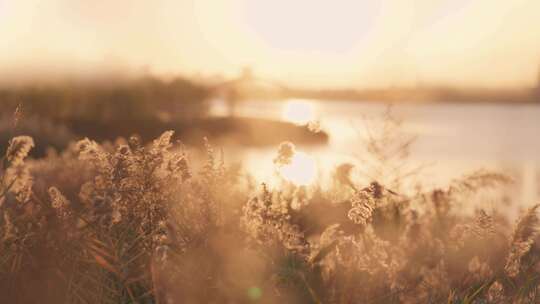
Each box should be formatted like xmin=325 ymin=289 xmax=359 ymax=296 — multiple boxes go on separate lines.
xmin=0 ymin=116 xmax=538 ymax=303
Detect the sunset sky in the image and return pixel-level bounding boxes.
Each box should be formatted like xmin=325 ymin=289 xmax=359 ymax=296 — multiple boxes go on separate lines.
xmin=1 ymin=0 xmax=540 ymax=88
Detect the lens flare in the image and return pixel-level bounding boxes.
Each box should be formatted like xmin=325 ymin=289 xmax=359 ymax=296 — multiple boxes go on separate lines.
xmin=279 ymin=151 xmax=316 ymax=185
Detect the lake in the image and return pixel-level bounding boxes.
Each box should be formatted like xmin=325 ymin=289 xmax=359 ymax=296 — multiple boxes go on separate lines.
xmin=210 ymin=98 xmax=540 ymax=204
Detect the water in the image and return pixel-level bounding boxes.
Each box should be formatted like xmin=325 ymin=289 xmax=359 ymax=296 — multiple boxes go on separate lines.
xmin=210 ymin=98 xmax=540 ymax=201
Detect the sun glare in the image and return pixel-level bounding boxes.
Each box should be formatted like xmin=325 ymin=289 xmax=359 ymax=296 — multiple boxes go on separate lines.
xmin=243 ymin=0 xmax=379 ymax=52
xmin=279 ymin=151 xmax=317 ymax=186
xmin=282 ymin=100 xmax=316 ymax=125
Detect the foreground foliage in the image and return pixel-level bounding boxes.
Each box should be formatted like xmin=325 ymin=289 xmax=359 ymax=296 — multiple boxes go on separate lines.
xmin=0 ymin=129 xmax=538 ymax=304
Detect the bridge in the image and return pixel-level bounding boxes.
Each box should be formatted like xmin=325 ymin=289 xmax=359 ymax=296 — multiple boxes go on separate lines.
xmin=209 ymin=68 xmax=289 ymax=116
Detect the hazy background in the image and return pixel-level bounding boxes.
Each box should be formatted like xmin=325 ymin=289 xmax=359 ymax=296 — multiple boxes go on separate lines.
xmin=1 ymin=0 xmax=540 ymax=88
xmin=0 ymin=0 xmax=539 ymax=202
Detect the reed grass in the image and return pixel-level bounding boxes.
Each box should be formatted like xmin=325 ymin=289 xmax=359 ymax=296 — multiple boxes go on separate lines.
xmin=0 ymin=113 xmax=538 ymax=303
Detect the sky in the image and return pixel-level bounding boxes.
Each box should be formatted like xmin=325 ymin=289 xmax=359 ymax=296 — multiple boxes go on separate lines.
xmin=0 ymin=0 xmax=540 ymax=88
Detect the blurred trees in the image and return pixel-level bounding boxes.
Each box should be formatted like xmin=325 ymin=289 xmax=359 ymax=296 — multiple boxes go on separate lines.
xmin=0 ymin=76 xmax=210 ymax=122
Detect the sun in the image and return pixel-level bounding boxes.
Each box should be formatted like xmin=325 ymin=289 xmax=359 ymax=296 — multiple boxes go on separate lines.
xmin=242 ymin=0 xmax=380 ymax=52
xmin=279 ymin=151 xmax=317 ymax=186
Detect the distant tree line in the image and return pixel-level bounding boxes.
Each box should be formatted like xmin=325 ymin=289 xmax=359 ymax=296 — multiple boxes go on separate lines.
xmin=0 ymin=76 xmax=211 ymax=122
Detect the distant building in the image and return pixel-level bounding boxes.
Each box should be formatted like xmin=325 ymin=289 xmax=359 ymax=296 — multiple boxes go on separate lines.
xmin=240 ymin=66 xmax=254 ymax=82
xmin=212 ymin=67 xmax=285 ymax=116
xmin=210 ymin=67 xmax=254 ymax=116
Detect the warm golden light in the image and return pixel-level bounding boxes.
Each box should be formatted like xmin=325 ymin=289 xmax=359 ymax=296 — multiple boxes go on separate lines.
xmin=0 ymin=1 xmax=539 ymax=88
xmin=279 ymin=151 xmax=317 ymax=186
xmin=282 ymin=100 xmax=316 ymax=125
xmin=243 ymin=0 xmax=378 ymax=52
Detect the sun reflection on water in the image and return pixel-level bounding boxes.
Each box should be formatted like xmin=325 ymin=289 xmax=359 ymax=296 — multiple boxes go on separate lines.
xmin=282 ymin=100 xmax=316 ymax=125
xmin=279 ymin=151 xmax=317 ymax=186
